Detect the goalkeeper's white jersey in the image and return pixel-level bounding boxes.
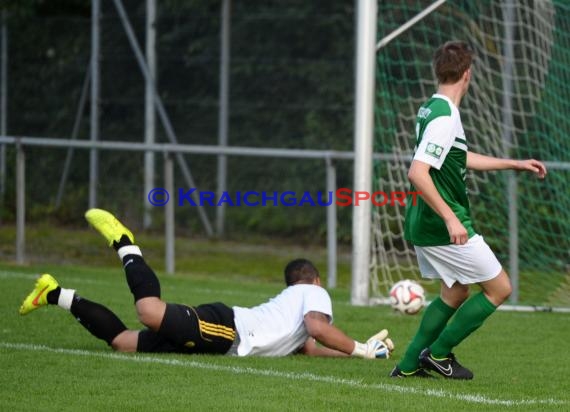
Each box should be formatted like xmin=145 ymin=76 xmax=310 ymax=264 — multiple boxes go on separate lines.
xmin=232 ymin=284 xmax=333 ymax=356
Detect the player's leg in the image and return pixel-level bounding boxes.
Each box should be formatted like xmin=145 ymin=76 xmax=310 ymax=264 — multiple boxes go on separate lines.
xmin=421 ymin=275 xmax=504 ymax=379
xmin=421 ymin=269 xmax=510 ymax=372
xmin=19 ymin=274 xmax=130 ymax=348
xmin=85 ymin=209 xmax=236 ymax=355
xmin=85 ymin=208 xmax=166 ymax=331
xmin=427 ymin=251 xmax=503 ymax=360
xmin=401 ymin=235 xmax=502 ymax=379
xmin=440 ymin=280 xmax=470 ymax=308
xmin=392 ymin=280 xmax=464 ymax=377
xmin=110 ymin=330 xmax=140 ymax=352
xmin=391 ymin=245 xmax=469 ymax=377
xmin=418 ymin=281 xmax=478 ymax=379
xmin=479 ymin=269 xmax=512 ymax=306
xmin=420 ymin=285 xmax=497 ymax=379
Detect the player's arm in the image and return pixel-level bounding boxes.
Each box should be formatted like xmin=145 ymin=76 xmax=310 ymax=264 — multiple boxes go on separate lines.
xmin=300 ymin=311 xmax=354 ymax=357
xmin=467 ymin=151 xmax=547 ymax=178
xmin=300 ymin=337 xmax=349 ymax=357
xmin=300 ymin=311 xmax=393 ymax=358
xmin=408 ymin=160 xmax=468 ymax=245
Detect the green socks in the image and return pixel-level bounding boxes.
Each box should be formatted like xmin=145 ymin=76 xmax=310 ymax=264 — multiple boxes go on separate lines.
xmin=430 ymin=291 xmax=497 ymax=358
xmin=399 ymin=297 xmax=456 ymax=372
xmin=399 ymin=292 xmax=498 ymax=372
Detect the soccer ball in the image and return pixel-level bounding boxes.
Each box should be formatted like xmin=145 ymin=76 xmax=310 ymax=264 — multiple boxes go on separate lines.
xmin=389 ymin=279 xmax=425 ymax=314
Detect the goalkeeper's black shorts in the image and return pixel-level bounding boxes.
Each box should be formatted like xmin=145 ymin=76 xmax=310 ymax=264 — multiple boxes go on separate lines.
xmin=137 ymin=302 xmax=236 ymax=355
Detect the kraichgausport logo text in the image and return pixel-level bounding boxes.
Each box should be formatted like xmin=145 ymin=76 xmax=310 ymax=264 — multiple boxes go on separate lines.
xmin=147 ymin=188 xmax=422 ymax=207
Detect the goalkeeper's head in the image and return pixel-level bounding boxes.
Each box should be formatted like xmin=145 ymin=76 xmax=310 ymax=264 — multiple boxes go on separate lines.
xmin=284 ymin=258 xmax=320 ymax=286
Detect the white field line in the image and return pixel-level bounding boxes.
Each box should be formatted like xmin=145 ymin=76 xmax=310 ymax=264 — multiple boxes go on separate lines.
xmin=0 ymin=342 xmax=565 ymax=407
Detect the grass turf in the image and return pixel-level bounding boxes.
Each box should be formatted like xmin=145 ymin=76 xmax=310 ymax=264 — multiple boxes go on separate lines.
xmin=1 ymin=262 xmax=569 ymax=411
xmin=0 ymin=225 xmax=569 ymax=410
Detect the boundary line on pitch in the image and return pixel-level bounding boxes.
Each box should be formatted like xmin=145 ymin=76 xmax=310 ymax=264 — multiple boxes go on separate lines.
xmin=1 ymin=342 xmax=565 ymax=407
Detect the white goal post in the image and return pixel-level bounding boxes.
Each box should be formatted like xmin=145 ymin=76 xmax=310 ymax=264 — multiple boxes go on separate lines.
xmin=353 ymin=0 xmax=570 ymax=311
xmin=351 ymin=0 xmax=446 ymax=305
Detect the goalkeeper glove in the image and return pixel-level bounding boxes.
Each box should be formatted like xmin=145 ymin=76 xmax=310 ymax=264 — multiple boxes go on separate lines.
xmin=351 ymin=329 xmax=394 ymax=359
xmin=351 ymin=339 xmax=391 ymax=359
xmin=367 ymin=329 xmax=394 ymax=352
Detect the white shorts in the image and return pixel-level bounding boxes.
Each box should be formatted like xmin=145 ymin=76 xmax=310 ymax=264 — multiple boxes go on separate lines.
xmin=414 ymin=234 xmax=502 ymax=288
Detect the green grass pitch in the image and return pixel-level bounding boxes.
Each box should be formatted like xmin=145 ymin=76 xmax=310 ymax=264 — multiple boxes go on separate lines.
xmin=1 ymin=264 xmax=568 ymax=411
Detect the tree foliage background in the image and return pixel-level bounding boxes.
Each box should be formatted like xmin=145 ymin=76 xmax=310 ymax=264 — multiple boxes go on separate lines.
xmin=1 ymin=0 xmax=357 ymax=242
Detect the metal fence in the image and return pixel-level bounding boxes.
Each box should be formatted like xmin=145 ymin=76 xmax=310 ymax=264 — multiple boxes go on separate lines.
xmin=1 ymin=134 xmax=408 ymax=288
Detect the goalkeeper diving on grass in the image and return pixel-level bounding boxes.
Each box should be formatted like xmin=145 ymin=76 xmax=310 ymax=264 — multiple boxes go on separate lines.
xmin=20 ymin=208 xmax=393 ymax=359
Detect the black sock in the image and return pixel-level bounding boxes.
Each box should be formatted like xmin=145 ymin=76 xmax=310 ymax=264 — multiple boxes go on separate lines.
xmin=47 ymin=287 xmax=61 ymax=305
xmin=113 ymin=234 xmax=133 ymax=251
xmin=70 ymin=295 xmax=128 ymax=346
xmin=122 ymin=254 xmax=161 ymax=302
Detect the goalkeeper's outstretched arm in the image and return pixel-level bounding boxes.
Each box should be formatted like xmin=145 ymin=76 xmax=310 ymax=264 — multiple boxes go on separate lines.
xmin=300 ymin=311 xmax=393 ymax=358
xmin=299 ymin=337 xmax=348 ymax=357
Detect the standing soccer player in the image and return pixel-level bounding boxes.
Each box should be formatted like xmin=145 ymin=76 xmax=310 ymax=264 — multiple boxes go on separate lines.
xmin=390 ymin=41 xmax=547 ymax=379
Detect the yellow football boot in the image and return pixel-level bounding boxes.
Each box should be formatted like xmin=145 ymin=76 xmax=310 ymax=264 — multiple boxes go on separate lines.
xmin=85 ymin=208 xmax=134 ymax=247
xmin=19 ymin=274 xmax=59 ymax=315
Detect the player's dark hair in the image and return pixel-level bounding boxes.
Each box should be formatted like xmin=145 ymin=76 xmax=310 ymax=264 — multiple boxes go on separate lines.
xmin=433 ymin=41 xmax=474 ymax=84
xmin=284 ymin=258 xmax=320 ymax=286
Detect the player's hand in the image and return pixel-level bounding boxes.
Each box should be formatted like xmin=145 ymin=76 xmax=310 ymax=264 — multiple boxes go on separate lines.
xmin=351 ymin=340 xmax=384 ymax=358
xmin=351 ymin=329 xmax=394 ymax=359
xmin=366 ymin=329 xmax=395 ymax=352
xmin=516 ymin=159 xmax=547 ymax=179
xmin=445 ymin=215 xmax=468 ymax=245
xmin=369 ymin=339 xmax=391 ymax=359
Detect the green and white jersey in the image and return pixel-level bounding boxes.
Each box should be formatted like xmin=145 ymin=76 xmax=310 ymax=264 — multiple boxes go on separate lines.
xmin=404 ymin=93 xmax=476 ymax=246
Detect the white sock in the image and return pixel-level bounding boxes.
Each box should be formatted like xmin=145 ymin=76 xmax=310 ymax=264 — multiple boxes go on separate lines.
xmin=58 ymin=288 xmax=75 ymax=311
xmin=118 ymin=245 xmax=142 ymax=261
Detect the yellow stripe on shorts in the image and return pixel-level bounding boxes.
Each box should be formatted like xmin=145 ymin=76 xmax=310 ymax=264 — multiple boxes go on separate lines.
xmin=199 ymin=320 xmax=236 ymax=341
